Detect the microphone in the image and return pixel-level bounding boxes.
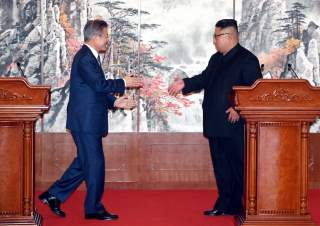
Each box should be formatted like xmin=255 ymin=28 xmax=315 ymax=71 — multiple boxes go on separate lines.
xmin=288 ymin=63 xmax=299 ymax=79
xmin=260 ymin=64 xmax=264 ymax=73
xmin=16 ymin=62 xmax=26 ymax=78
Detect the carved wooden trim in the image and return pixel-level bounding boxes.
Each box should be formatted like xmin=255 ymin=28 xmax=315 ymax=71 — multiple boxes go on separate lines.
xmin=259 ymin=209 xmax=296 ymax=215
xmin=0 ymin=89 xmax=32 ymax=101
xmin=300 ymin=121 xmax=309 ymax=215
xmin=260 ymin=122 xmax=299 ymax=127
xmin=0 ymin=211 xmax=19 ymax=215
xmin=248 ymin=121 xmax=257 ymax=215
xmin=249 ymin=88 xmax=313 ymax=103
xmin=23 ymin=122 xmax=33 ymax=216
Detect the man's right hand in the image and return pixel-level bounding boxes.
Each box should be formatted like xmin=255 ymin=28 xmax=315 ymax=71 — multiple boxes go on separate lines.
xmin=123 ymin=75 xmax=144 ymax=88
xmin=168 ymin=78 xmax=185 ymax=96
xmin=114 ymin=95 xmax=137 ymax=110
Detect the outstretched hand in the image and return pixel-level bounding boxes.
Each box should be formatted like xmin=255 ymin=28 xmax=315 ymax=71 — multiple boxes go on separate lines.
xmin=168 ymin=77 xmax=185 ymax=96
xmin=114 ymin=95 xmax=137 ymax=110
xmin=123 ymin=74 xmax=144 ymax=88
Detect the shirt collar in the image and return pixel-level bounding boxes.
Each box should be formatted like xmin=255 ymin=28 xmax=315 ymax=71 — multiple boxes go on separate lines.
xmin=84 ymin=43 xmax=99 ymax=59
xmin=221 ymin=43 xmax=241 ymax=63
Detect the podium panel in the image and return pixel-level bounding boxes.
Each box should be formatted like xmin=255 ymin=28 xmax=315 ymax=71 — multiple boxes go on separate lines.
xmin=0 ymin=123 xmax=24 ymax=216
xmin=257 ymin=122 xmax=300 ymax=214
xmin=234 ymin=80 xmax=319 ymax=226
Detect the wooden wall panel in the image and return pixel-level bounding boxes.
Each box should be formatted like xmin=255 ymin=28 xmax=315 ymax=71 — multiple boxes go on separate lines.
xmin=36 ymin=133 xmax=77 ymax=188
xmin=35 ymin=132 xmax=320 ymax=190
xmin=137 ymin=133 xmax=214 ymax=189
xmin=103 ymin=133 xmax=139 ymax=184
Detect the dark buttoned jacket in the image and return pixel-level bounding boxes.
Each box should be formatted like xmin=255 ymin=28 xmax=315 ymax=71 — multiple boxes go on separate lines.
xmin=66 ymin=45 xmax=125 ymax=135
xmin=182 ymin=44 xmax=262 ymax=137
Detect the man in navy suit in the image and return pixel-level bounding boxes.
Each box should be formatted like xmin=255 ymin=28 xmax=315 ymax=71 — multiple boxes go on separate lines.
xmin=39 ymin=19 xmax=143 ymax=220
xmin=169 ymin=19 xmax=262 ymax=216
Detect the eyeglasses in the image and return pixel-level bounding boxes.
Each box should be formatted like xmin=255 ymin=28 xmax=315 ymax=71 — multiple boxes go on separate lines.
xmin=213 ymin=33 xmax=230 ymax=39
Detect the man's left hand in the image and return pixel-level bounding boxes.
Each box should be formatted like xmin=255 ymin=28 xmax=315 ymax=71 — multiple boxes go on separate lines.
xmin=226 ymin=107 xmax=240 ymax=123
xmin=114 ymin=95 xmax=137 ymax=110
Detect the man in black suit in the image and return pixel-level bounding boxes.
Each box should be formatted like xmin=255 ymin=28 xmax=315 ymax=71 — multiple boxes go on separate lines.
xmin=169 ymin=19 xmax=262 ymax=216
xmin=39 ymin=19 xmax=143 ymax=220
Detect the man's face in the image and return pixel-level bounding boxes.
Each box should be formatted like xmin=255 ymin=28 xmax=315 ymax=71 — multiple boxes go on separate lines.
xmin=213 ymin=27 xmax=231 ymax=54
xmin=93 ymin=27 xmax=109 ymax=53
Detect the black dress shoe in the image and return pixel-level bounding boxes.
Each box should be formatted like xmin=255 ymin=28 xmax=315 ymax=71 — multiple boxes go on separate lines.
xmin=203 ymin=209 xmax=226 ymax=216
xmin=85 ymin=211 xmax=119 ymax=220
xmin=39 ymin=191 xmax=66 ymax=218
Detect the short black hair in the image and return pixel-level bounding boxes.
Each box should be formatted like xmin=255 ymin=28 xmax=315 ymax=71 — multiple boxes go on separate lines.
xmin=215 ymin=19 xmax=238 ymax=32
xmin=83 ymin=19 xmax=109 ymax=42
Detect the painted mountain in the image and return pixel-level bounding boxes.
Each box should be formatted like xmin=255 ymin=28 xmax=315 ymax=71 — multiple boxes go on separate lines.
xmin=1 ymin=0 xmax=319 ymax=132
xmin=239 ymin=0 xmax=320 ymax=132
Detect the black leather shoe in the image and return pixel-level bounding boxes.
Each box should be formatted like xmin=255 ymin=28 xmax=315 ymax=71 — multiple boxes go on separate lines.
xmin=39 ymin=191 xmax=66 ymax=218
xmin=85 ymin=211 xmax=119 ymax=220
xmin=203 ymin=209 xmax=226 ymax=216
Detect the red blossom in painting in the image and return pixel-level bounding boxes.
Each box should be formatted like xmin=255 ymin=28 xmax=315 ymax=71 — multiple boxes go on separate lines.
xmin=140 ymin=74 xmax=194 ymax=116
xmin=153 ymin=54 xmax=166 ymax=63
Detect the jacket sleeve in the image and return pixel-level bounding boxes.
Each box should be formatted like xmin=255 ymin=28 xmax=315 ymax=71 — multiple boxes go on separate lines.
xmin=78 ymin=55 xmax=125 ymax=94
xmin=241 ymin=55 xmax=263 ymax=86
xmin=182 ymin=55 xmax=214 ymax=95
xmin=106 ymin=94 xmax=117 ymax=110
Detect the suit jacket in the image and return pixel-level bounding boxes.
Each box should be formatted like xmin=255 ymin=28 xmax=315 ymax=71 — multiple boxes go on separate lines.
xmin=66 ymin=45 xmax=125 ymax=135
xmin=182 ymin=44 xmax=262 ymax=137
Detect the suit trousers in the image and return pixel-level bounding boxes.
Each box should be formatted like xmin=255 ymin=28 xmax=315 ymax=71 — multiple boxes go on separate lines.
xmin=48 ymin=132 xmax=106 ymax=214
xmin=208 ymin=131 xmax=244 ymax=213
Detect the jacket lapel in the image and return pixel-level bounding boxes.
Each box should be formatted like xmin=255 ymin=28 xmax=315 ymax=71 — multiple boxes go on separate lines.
xmin=82 ymin=45 xmax=105 ymax=76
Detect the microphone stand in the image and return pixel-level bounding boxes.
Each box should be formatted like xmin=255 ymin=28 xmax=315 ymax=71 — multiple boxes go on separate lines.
xmin=16 ymin=62 xmax=27 ymax=78
xmin=288 ymin=63 xmax=299 ymax=79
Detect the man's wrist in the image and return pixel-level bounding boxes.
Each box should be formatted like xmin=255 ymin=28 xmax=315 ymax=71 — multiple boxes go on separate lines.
xmin=114 ymin=98 xmax=118 ymax=107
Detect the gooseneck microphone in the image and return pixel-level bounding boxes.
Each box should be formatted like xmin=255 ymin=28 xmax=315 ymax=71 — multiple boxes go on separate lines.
xmin=16 ymin=62 xmax=26 ymax=78
xmin=288 ymin=63 xmax=299 ymax=79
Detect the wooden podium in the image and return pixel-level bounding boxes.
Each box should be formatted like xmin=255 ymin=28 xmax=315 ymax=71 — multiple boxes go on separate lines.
xmin=233 ymin=79 xmax=319 ymax=226
xmin=0 ymin=78 xmax=50 ymax=226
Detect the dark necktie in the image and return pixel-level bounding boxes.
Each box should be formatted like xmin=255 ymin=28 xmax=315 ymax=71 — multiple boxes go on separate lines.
xmin=97 ymin=55 xmax=102 ymax=67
